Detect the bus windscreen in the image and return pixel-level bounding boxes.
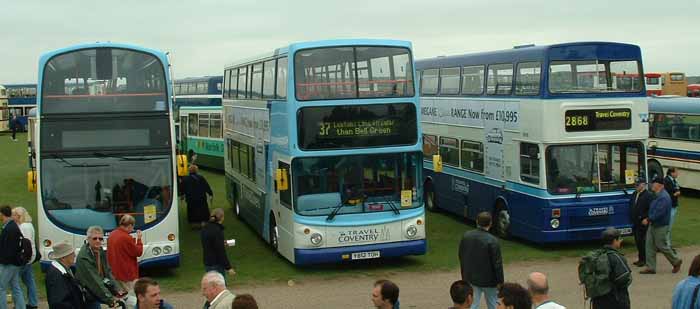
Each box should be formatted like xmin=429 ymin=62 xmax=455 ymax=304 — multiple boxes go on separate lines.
xmin=297 ymin=103 xmax=417 ymax=150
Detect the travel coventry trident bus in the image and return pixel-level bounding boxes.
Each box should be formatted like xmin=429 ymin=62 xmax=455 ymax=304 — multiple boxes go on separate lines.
xmin=222 ymin=39 xmax=426 ymax=264
xmin=417 ymin=42 xmax=648 ymax=243
xmin=29 ymin=42 xmax=187 ymax=269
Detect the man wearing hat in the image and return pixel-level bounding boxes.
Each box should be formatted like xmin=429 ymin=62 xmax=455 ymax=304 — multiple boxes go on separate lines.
xmin=628 ymin=176 xmax=652 ymax=267
xmin=591 ymin=227 xmax=632 ymax=309
xmin=45 ymin=242 xmax=87 ymax=308
xmin=640 ymin=177 xmax=683 ymax=274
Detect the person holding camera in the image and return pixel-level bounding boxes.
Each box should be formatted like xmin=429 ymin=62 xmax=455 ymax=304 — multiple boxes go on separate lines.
xmin=76 ymin=225 xmax=125 ymax=309
xmin=108 ymin=215 xmax=144 ymax=308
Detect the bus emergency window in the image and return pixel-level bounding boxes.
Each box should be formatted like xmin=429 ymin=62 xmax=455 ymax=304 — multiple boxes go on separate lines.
xmin=237 ymin=66 xmax=248 ymax=99
xmin=461 ymin=65 xmax=485 ymax=95
xmin=188 ymin=114 xmax=198 ymax=136
xmin=439 ymin=137 xmax=459 ymax=166
xmin=421 ymin=69 xmax=438 ymax=95
xmin=422 ymin=134 xmax=438 ymax=160
xmin=231 ymin=140 xmax=241 ymax=172
xmin=611 ymin=61 xmax=642 ymax=91
xmin=461 ymin=140 xmax=483 ymax=172
xmin=515 ymin=62 xmax=541 ymax=95
xmin=262 ymin=60 xmax=276 ymax=99
xmin=520 ymin=143 xmax=540 ymax=184
xmin=251 ymin=63 xmax=263 ymax=99
xmin=198 ymin=113 xmax=210 ymax=137
xmin=439 ymin=67 xmax=461 ymax=95
xmin=276 ymin=57 xmax=288 ymax=99
xmin=487 ymin=64 xmax=513 ymax=95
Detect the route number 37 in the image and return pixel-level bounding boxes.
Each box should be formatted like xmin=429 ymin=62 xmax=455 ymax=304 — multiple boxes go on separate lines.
xmin=318 ymin=123 xmax=331 ymax=136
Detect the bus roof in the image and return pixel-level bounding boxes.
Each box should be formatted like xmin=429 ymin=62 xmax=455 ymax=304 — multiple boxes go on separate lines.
xmin=174 ymin=76 xmax=222 ymax=84
xmin=649 ymin=96 xmax=700 ymax=115
xmin=224 ymin=38 xmax=412 ymax=69
xmin=416 ymin=41 xmax=641 ymax=69
xmin=38 ymin=42 xmax=169 ymax=68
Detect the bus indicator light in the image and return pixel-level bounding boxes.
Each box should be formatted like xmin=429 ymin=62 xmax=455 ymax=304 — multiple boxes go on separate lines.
xmin=551 ymin=209 xmax=561 ymax=218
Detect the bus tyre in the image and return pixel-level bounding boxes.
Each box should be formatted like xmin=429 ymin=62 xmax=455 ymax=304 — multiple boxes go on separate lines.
xmin=648 ymin=160 xmax=663 ymax=182
xmin=269 ymin=215 xmax=279 ymax=251
xmin=494 ymin=206 xmax=510 ymax=239
xmin=425 ymin=183 xmax=438 ymax=212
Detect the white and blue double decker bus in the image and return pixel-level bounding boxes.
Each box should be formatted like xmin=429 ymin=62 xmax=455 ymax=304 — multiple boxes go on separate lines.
xmin=417 ymin=42 xmax=648 ymax=242
xmin=223 ymin=39 xmax=426 ymax=264
xmin=3 ymin=83 xmax=37 ymax=131
xmin=30 ymin=43 xmax=185 ymax=269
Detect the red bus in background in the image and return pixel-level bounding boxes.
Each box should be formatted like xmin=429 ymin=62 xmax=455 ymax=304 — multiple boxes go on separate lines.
xmin=688 ymin=84 xmax=700 ymax=97
xmin=645 ymin=73 xmax=663 ymax=96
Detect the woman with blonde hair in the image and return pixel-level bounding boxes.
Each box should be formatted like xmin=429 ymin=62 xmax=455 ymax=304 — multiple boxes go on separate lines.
xmin=11 ymin=207 xmax=38 ymax=309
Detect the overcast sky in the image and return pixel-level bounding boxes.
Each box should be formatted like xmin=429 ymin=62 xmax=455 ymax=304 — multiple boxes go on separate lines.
xmin=1 ymin=0 xmax=698 ymax=84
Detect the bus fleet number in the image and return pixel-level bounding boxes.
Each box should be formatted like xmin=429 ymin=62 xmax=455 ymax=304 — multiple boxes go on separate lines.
xmin=565 ymin=115 xmax=589 ymax=127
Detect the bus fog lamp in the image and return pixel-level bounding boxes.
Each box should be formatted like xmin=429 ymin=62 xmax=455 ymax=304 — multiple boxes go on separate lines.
xmin=163 ymin=245 xmax=173 ymax=255
xmin=550 ymin=219 xmax=560 ymax=229
xmin=310 ymin=233 xmax=323 ymax=246
xmin=152 ymin=246 xmax=162 ymax=256
xmin=168 ymin=233 xmax=176 ymax=241
xmin=43 ymin=239 xmax=52 ymax=247
xmin=406 ymin=225 xmax=418 ymax=238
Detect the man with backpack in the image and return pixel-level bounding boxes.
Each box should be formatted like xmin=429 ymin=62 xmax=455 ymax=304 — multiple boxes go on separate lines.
xmin=0 ymin=205 xmax=26 ymax=309
xmin=579 ymin=227 xmax=632 ymax=309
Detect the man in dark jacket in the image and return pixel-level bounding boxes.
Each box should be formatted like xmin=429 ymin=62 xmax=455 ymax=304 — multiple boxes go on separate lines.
xmin=591 ymin=228 xmax=632 ymax=309
xmin=45 ymin=242 xmax=87 ymax=309
xmin=641 ymin=177 xmax=683 ymax=274
xmin=663 ymin=167 xmax=681 ymax=244
xmin=9 ymin=114 xmax=17 ymax=141
xmin=458 ymin=212 xmax=503 ymax=309
xmin=201 ymin=208 xmax=235 ymax=282
xmin=181 ymin=164 xmax=213 ymax=228
xmin=629 ymin=177 xmax=653 ymax=267
xmin=0 ymin=205 xmax=26 ymax=309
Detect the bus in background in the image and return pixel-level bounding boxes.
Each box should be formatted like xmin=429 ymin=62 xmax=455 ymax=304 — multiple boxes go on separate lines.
xmin=648 ymin=96 xmax=700 ymax=190
xmin=179 ymin=105 xmax=224 ymax=170
xmin=29 ymin=42 xmax=186 ymax=269
xmin=645 ymin=73 xmax=662 ymax=96
xmin=173 ymin=76 xmax=222 ymax=152
xmin=661 ymin=72 xmax=688 ymax=96
xmin=0 ymin=85 xmax=8 ymax=131
xmin=4 ymin=83 xmax=37 ymax=131
xmin=417 ymin=42 xmax=648 ymax=243
xmin=688 ymin=84 xmax=700 ymax=97
xmin=223 ymin=39 xmax=425 ymax=264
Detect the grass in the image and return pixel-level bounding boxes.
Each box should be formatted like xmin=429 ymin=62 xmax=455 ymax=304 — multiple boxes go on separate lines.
xmin=2 ymin=131 xmax=700 ymax=295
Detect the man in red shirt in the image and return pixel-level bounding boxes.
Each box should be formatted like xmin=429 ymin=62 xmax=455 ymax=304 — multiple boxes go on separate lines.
xmin=108 ymin=214 xmax=144 ymax=308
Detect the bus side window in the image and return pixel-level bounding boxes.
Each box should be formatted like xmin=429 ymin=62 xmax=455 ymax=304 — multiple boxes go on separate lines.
xmin=520 ymin=142 xmax=540 ymax=184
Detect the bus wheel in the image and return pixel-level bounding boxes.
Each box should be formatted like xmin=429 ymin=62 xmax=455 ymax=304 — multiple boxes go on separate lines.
xmin=269 ymin=214 xmax=279 ymax=251
xmin=494 ymin=203 xmax=510 ymax=239
xmin=648 ymin=160 xmax=663 ymax=182
xmin=425 ymin=182 xmax=438 ymax=212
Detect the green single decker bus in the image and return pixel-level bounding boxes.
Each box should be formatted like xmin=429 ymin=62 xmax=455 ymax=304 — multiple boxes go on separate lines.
xmin=179 ymin=105 xmax=224 ymax=170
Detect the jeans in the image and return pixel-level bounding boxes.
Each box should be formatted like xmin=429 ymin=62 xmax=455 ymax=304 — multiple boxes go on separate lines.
xmin=471 ymin=285 xmax=498 ymax=309
xmin=19 ymin=264 xmax=38 ymax=307
xmin=666 ymin=207 xmax=678 ymax=246
xmin=0 ymin=264 xmax=26 ymax=309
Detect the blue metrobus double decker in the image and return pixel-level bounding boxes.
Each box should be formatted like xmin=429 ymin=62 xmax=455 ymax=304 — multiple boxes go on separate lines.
xmin=223 ymin=39 xmax=426 ymax=264
xmin=3 ymin=83 xmax=37 ymax=131
xmin=417 ymin=42 xmax=648 ymax=242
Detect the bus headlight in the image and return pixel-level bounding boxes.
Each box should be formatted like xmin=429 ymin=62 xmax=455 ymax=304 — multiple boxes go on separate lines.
xmin=163 ymin=245 xmax=173 ymax=255
xmin=310 ymin=233 xmax=323 ymax=246
xmin=550 ymin=219 xmax=560 ymax=229
xmin=152 ymin=246 xmax=162 ymax=256
xmin=406 ymin=225 xmax=418 ymax=238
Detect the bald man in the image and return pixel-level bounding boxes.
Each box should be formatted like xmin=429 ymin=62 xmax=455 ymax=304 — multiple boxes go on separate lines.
xmin=527 ymin=272 xmax=566 ymax=309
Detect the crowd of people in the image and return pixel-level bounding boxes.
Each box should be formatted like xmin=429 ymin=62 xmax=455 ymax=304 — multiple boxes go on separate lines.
xmin=1 ymin=164 xmax=699 ymax=308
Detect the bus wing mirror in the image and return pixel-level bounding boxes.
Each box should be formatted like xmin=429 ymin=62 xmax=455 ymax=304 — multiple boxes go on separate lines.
xmin=177 ymin=155 xmax=188 ymax=177
xmin=27 ymin=170 xmax=36 ymax=192
xmin=432 ymin=155 xmax=443 ymax=173
xmin=276 ymin=168 xmax=289 ymax=191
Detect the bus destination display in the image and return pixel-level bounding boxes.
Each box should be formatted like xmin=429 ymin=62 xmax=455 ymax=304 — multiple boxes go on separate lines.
xmin=298 ymin=103 xmax=417 ymax=150
xmin=564 ymin=108 xmax=631 ymax=132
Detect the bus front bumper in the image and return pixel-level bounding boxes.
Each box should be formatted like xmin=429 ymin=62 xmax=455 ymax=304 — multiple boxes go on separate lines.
xmin=294 ymin=239 xmax=426 ymax=265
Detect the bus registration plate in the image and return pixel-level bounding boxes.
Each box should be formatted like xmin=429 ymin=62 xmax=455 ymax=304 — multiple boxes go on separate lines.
xmin=351 ymin=251 xmax=381 ymax=260
xmin=620 ymin=228 xmax=632 ymax=235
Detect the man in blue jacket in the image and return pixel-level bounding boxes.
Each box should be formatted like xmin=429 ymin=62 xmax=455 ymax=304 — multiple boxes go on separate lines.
xmin=641 ymin=177 xmax=682 ymax=274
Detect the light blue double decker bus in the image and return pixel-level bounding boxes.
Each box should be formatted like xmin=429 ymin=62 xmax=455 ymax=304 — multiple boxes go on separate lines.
xmin=30 ymin=43 xmax=185 ymax=269
xmin=417 ymin=42 xmax=648 ymax=242
xmin=222 ymin=39 xmax=426 ymax=264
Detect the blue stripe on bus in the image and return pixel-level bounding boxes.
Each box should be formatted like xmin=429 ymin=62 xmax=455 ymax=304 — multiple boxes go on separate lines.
xmin=294 ymin=239 xmax=426 ymax=265
xmin=294 ymin=208 xmax=424 ymax=227
xmin=650 ymin=147 xmax=700 ymax=161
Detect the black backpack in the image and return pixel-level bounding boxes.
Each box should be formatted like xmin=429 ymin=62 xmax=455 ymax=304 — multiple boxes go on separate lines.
xmin=17 ymin=235 xmax=32 ymax=265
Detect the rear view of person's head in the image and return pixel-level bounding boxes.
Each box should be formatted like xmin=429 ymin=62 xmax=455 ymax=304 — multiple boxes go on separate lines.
xmin=450 ymin=280 xmax=473 ymax=308
xmin=372 ymin=279 xmax=399 ymax=308
xmin=497 ymin=282 xmax=531 ymax=309
xmin=232 ymin=294 xmax=258 ymax=309
xmin=477 ymin=212 xmax=492 ymax=229
xmin=689 ymin=254 xmax=700 ymax=277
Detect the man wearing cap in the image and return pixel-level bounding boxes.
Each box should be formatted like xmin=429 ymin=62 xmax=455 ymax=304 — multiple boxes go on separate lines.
xmin=45 ymin=242 xmax=87 ymax=308
xmin=628 ymin=177 xmax=652 ymax=267
xmin=592 ymin=228 xmax=632 ymax=309
xmin=641 ymin=177 xmax=682 ymax=274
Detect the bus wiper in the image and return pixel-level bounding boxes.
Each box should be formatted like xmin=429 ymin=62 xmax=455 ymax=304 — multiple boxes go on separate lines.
xmin=378 ymin=192 xmax=401 ymax=215
xmin=51 ymin=154 xmax=108 ymax=168
xmin=326 ymin=188 xmax=366 ymax=222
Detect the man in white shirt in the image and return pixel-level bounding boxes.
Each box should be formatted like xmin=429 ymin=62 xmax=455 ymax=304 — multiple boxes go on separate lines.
xmin=527 ymin=272 xmax=565 ymax=309
xmin=201 ymin=271 xmax=234 ymax=309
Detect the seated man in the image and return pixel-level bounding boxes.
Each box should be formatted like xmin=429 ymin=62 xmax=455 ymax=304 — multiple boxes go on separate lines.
xmin=75 ymin=225 xmax=125 ymax=309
